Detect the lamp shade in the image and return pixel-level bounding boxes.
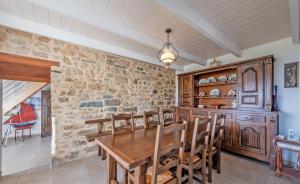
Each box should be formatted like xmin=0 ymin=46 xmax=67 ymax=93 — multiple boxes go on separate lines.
xmin=158 ymin=28 xmax=179 ymax=68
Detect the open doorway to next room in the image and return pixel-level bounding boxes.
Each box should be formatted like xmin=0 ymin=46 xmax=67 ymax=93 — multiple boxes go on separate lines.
xmin=1 ymin=80 xmax=52 ymax=175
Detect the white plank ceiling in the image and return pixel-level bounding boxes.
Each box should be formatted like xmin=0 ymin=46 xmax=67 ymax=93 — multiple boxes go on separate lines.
xmin=0 ymin=0 xmax=293 ymax=70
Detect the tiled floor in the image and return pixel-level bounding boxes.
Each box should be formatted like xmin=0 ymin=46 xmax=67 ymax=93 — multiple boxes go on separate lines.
xmin=2 ymin=136 xmax=51 ymax=176
xmin=1 ymin=151 xmax=299 ymax=184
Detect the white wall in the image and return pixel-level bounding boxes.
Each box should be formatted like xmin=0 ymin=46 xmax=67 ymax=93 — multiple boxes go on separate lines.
xmin=0 ymin=80 xmax=3 ymax=176
xmin=180 ymin=37 xmax=300 ymax=162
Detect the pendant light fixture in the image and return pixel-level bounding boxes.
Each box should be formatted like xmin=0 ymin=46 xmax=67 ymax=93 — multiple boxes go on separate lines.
xmin=158 ymin=28 xmax=179 ymax=68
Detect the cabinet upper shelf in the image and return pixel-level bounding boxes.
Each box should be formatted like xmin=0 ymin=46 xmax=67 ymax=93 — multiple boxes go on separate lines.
xmin=195 ymin=80 xmax=237 ymax=87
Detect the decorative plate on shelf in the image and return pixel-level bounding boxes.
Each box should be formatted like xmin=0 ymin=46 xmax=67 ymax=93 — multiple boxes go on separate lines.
xmin=199 ymin=78 xmax=208 ymax=84
xmin=199 ymin=92 xmax=206 ymax=96
xmin=209 ymin=88 xmax=220 ymax=97
xmin=198 ymin=104 xmax=205 ymax=109
xmin=217 ymin=75 xmax=227 ymax=82
xmin=227 ymin=89 xmax=236 ymax=96
xmin=228 ymin=73 xmax=237 ymax=81
xmin=207 ymin=76 xmax=217 ymax=83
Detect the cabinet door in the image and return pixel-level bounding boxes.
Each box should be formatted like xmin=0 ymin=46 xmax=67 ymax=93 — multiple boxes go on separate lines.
xmin=237 ymin=61 xmax=264 ymax=109
xmin=222 ymin=119 xmax=233 ymax=149
xmin=178 ymin=74 xmax=193 ymax=106
xmin=176 ymin=108 xmax=190 ymax=123
xmin=236 ymin=121 xmax=266 ymax=155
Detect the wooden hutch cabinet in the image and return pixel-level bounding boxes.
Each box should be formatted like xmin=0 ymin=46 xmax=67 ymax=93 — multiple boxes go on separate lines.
xmin=178 ymin=74 xmax=193 ymax=106
xmin=177 ymin=55 xmax=278 ymax=164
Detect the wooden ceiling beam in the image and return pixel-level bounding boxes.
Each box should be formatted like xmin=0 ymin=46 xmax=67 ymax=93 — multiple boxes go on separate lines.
xmin=288 ymin=0 xmax=300 ymax=44
xmin=154 ymin=0 xmax=242 ymax=57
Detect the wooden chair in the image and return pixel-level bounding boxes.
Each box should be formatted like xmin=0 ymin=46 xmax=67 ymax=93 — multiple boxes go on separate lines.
xmin=144 ymin=108 xmax=160 ymax=129
xmin=207 ymin=113 xmax=225 ymax=183
xmin=182 ymin=117 xmax=210 ymax=184
xmin=132 ymin=113 xmax=145 ymax=130
xmin=128 ymin=121 xmax=187 ymax=184
xmin=85 ymin=118 xmax=111 ymax=160
xmin=162 ymin=108 xmax=175 ymax=126
xmin=111 ymin=113 xmax=135 ymax=184
xmin=111 ymin=113 xmax=135 ymax=135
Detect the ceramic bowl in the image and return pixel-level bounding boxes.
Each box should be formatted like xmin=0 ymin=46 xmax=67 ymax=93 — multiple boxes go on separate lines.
xmin=217 ymin=75 xmax=227 ymax=82
xmin=199 ymin=78 xmax=208 ymax=84
xmin=198 ymin=104 xmax=205 ymax=109
xmin=199 ymin=92 xmax=206 ymax=96
xmin=207 ymin=76 xmax=217 ymax=83
xmin=228 ymin=73 xmax=237 ymax=81
xmin=227 ymin=89 xmax=236 ymax=96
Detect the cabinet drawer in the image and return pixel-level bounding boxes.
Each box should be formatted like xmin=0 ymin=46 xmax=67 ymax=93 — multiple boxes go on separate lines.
xmin=192 ymin=109 xmax=208 ymax=117
xmin=210 ymin=112 xmax=233 ymax=119
xmin=236 ymin=114 xmax=265 ymax=123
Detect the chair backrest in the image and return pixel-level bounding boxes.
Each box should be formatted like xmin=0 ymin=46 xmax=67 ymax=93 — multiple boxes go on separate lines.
xmin=132 ymin=114 xmax=144 ymax=129
xmin=174 ymin=107 xmax=190 ymax=124
xmin=151 ymin=121 xmax=187 ymax=184
xmin=210 ymin=113 xmax=225 ymax=147
xmin=190 ymin=117 xmax=211 ymax=164
xmin=162 ymin=107 xmax=175 ymax=126
xmin=111 ymin=113 xmax=134 ymax=135
xmin=144 ymin=108 xmax=160 ymax=129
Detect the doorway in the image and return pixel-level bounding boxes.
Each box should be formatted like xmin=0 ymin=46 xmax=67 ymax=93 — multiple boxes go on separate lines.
xmin=41 ymin=90 xmax=52 ymax=138
xmin=0 ymin=52 xmax=59 ymax=176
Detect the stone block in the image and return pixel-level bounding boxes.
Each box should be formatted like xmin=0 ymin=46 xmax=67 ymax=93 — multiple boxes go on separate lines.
xmin=107 ymin=107 xmax=117 ymax=112
xmin=103 ymin=95 xmax=113 ymax=99
xmin=123 ymin=107 xmax=138 ymax=112
xmin=104 ymin=99 xmax=121 ymax=106
xmin=80 ymin=101 xmax=103 ymax=108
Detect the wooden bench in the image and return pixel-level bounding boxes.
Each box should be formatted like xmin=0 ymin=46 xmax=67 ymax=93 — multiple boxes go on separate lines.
xmin=85 ymin=114 xmax=144 ymax=160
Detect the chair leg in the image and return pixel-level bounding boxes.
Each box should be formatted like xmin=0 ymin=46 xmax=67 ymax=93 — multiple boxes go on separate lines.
xmin=208 ymin=154 xmax=213 ymax=183
xmin=98 ymin=146 xmax=102 ymax=156
xmin=101 ymin=148 xmax=107 ymax=160
xmin=123 ymin=168 xmax=128 ymax=184
xmin=188 ymin=167 xmax=193 ymax=184
xmin=201 ymin=164 xmax=206 ymax=184
xmin=217 ymin=148 xmax=221 ymax=174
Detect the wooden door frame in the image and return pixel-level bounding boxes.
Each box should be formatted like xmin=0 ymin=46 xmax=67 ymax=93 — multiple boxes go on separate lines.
xmin=0 ymin=52 xmax=59 ymax=177
xmin=0 ymin=52 xmax=59 ymax=82
xmin=41 ymin=90 xmax=52 ymax=137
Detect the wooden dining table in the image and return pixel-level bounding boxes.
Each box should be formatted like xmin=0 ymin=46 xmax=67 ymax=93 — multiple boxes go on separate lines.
xmin=95 ymin=117 xmax=209 ymax=184
xmin=96 ymin=127 xmax=176 ymax=184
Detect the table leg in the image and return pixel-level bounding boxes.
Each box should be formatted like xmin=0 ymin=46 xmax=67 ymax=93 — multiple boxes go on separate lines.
xmin=275 ymin=146 xmax=281 ymax=176
xmin=133 ymin=164 xmax=147 ymax=184
xmin=298 ymin=152 xmax=300 ymax=179
xmin=107 ymin=154 xmax=117 ymax=184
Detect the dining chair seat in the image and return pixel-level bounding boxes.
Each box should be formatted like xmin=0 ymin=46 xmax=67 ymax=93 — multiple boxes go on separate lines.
xmin=182 ymin=152 xmax=201 ymax=165
xmin=205 ymin=146 xmax=217 ymax=153
xmin=146 ymin=165 xmax=176 ymax=184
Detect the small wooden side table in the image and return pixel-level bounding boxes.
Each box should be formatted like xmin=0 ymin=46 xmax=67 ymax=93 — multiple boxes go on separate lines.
xmin=273 ymin=136 xmax=300 ymax=181
xmin=14 ymin=125 xmax=32 ymax=141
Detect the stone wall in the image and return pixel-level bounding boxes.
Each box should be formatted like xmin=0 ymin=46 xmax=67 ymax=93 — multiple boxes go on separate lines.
xmin=0 ymin=26 xmax=176 ymax=161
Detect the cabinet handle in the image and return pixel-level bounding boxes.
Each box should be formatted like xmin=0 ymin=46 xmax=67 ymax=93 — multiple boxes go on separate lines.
xmin=245 ymin=116 xmax=254 ymax=120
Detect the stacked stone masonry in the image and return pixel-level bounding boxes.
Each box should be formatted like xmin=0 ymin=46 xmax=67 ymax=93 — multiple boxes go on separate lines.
xmin=0 ymin=26 xmax=176 ymax=162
